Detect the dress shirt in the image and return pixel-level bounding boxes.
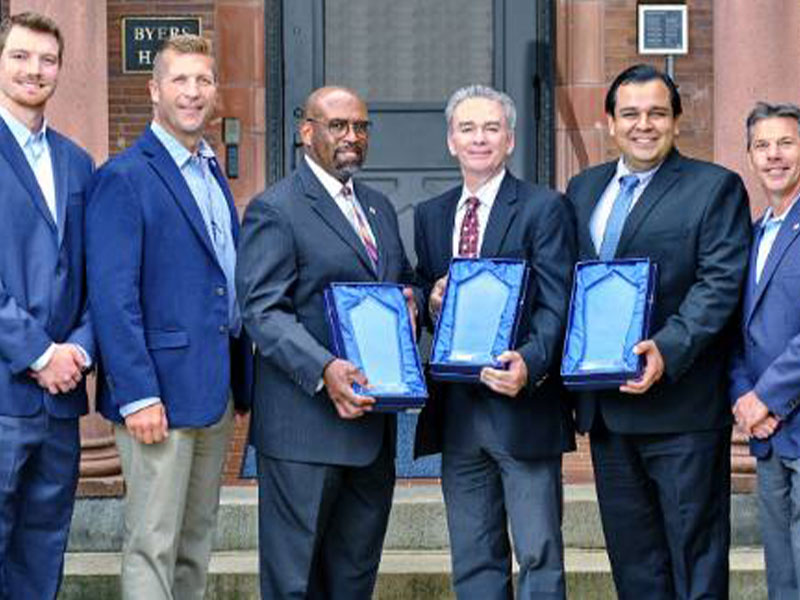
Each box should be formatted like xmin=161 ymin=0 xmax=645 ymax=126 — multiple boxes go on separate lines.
xmin=451 ymin=168 xmax=506 ymax=257
xmin=590 ymin=159 xmax=661 ymax=254
xmin=304 ymin=155 xmax=377 ymax=243
xmin=0 ymin=106 xmax=92 ymax=373
xmin=755 ymin=196 xmax=799 ymax=283
xmin=122 ymin=123 xmax=239 ymax=418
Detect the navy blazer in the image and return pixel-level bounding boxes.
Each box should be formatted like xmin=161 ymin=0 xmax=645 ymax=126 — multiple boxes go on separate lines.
xmin=730 ymin=199 xmax=800 ymax=459
xmin=86 ymin=126 xmax=252 ymax=427
xmin=0 ymin=120 xmax=94 ymax=418
xmin=413 ymin=172 xmax=577 ymax=459
xmin=236 ymin=159 xmax=417 ymax=467
xmin=567 ymin=149 xmax=751 ymax=434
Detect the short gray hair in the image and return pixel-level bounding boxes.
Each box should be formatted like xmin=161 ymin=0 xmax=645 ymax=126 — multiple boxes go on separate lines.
xmin=445 ymin=84 xmax=517 ymax=131
xmin=746 ymin=101 xmax=800 ymax=149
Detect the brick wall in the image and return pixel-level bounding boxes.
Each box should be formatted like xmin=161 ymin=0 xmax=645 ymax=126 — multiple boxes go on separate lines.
xmin=555 ymin=0 xmax=713 ymax=191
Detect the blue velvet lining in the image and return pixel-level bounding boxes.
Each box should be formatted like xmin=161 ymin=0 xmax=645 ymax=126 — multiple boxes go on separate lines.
xmin=431 ymin=259 xmax=526 ymax=367
xmin=562 ymin=261 xmax=650 ymax=377
xmin=330 ymin=284 xmax=427 ymax=398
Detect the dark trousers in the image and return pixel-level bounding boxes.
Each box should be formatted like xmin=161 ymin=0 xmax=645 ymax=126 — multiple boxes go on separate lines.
xmin=441 ymin=447 xmax=565 ymax=600
xmin=590 ymin=422 xmax=731 ymax=600
xmin=0 ymin=411 xmax=80 ymax=600
xmin=256 ymin=439 xmax=395 ymax=599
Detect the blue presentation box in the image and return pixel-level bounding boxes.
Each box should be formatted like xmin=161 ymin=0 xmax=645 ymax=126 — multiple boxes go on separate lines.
xmin=561 ymin=259 xmax=658 ymax=390
xmin=324 ymin=283 xmax=427 ymax=411
xmin=429 ymin=258 xmax=529 ymax=382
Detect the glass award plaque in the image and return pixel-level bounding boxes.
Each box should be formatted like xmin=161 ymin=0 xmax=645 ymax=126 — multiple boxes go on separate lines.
xmin=429 ymin=258 xmax=529 ymax=382
xmin=561 ymin=259 xmax=658 ymax=390
xmin=324 ymin=283 xmax=427 ymax=411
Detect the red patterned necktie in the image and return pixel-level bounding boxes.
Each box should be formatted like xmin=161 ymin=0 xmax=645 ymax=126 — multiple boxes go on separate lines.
xmin=458 ymin=197 xmax=480 ymax=257
xmin=342 ymin=186 xmax=379 ymax=268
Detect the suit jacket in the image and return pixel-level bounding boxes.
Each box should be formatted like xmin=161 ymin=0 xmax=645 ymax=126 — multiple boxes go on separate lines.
xmin=730 ymin=199 xmax=800 ymax=459
xmin=86 ymin=125 xmax=252 ymax=427
xmin=566 ymin=149 xmax=751 ymax=434
xmin=0 ymin=120 xmax=94 ymax=418
xmin=236 ymin=159 xmax=417 ymax=467
xmin=414 ymin=172 xmax=576 ymax=460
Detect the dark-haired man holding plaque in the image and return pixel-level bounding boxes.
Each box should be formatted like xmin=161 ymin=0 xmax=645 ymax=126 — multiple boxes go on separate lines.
xmin=414 ymin=84 xmax=575 ymax=598
xmin=565 ymin=64 xmax=751 ymax=599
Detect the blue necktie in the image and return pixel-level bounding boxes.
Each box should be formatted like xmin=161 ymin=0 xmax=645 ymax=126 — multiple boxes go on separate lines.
xmin=599 ymin=174 xmax=640 ymax=260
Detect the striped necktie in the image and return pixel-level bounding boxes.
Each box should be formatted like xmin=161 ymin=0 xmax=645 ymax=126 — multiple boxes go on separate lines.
xmin=342 ymin=186 xmax=379 ymax=268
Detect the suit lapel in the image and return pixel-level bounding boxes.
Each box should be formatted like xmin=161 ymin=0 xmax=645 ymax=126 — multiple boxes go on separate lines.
xmin=577 ymin=162 xmax=616 ymax=259
xmin=141 ymin=127 xmax=218 ymax=263
xmin=480 ymin=172 xmax=519 ymax=257
xmin=748 ymin=200 xmax=800 ymax=324
xmin=301 ymin=162 xmax=376 ymax=276
xmin=615 ymin=150 xmax=682 ymax=257
xmin=0 ymin=119 xmax=57 ymax=234
xmin=48 ymin=130 xmax=70 ymax=246
xmin=208 ymin=157 xmax=239 ymax=243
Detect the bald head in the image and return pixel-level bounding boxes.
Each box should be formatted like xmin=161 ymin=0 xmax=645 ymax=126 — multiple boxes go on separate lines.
xmin=300 ymin=86 xmax=370 ymax=182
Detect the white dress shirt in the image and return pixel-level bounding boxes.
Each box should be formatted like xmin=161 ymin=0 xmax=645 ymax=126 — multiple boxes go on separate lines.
xmin=451 ymin=168 xmax=506 ymax=257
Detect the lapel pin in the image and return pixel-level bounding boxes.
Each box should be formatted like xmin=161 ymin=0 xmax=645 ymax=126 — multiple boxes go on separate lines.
xmin=794 ymin=223 xmax=799 ymax=231
xmin=369 ymin=206 xmax=376 ymax=215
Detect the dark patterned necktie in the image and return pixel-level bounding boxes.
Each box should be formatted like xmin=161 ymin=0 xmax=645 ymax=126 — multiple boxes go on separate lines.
xmin=458 ymin=197 xmax=480 ymax=257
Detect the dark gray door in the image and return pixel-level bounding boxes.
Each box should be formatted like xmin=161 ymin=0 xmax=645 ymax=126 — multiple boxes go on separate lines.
xmin=275 ymin=0 xmax=553 ymax=477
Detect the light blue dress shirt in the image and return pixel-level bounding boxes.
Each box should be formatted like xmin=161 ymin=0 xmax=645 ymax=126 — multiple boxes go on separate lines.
xmin=755 ymin=199 xmax=799 ymax=284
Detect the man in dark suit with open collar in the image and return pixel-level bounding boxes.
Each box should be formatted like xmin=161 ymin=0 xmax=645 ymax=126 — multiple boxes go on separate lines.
xmin=236 ymin=86 xmax=419 ymax=599
xmin=0 ymin=13 xmax=95 ymax=600
xmin=565 ymin=64 xmax=751 ymax=599
xmin=414 ymin=84 xmax=575 ymax=599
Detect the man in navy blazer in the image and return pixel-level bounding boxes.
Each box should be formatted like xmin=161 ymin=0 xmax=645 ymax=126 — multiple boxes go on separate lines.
xmin=731 ymin=102 xmax=800 ymax=598
xmin=0 ymin=13 xmax=95 ymax=600
xmin=86 ymin=35 xmax=251 ymax=598
xmin=414 ymin=85 xmax=576 ymax=598
xmin=236 ymin=86 xmax=418 ymax=599
xmin=566 ymin=65 xmax=751 ymax=599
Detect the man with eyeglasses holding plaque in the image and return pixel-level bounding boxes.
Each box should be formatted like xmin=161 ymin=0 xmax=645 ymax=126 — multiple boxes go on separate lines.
xmin=236 ymin=86 xmax=419 ymax=599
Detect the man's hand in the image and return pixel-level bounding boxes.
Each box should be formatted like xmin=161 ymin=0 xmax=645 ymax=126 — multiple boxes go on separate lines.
xmin=403 ymin=286 xmax=418 ymax=339
xmin=30 ymin=344 xmax=85 ymax=395
xmin=323 ymin=359 xmax=375 ymax=419
xmin=125 ymin=402 xmax=169 ymax=444
xmin=620 ymin=340 xmax=664 ymax=394
xmin=733 ymin=390 xmax=772 ymax=436
xmin=428 ymin=276 xmax=447 ymax=323
xmin=752 ymin=415 xmax=780 ymax=440
xmin=480 ymin=351 xmax=529 ymax=398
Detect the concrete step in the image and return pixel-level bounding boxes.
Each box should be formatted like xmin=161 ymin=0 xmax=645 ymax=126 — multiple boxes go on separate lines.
xmin=68 ymin=485 xmax=764 ymax=553
xmin=60 ymin=548 xmax=767 ymax=600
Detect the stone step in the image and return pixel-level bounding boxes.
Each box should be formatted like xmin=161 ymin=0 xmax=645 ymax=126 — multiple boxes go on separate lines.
xmin=68 ymin=485 xmax=764 ymax=553
xmin=60 ymin=548 xmax=767 ymax=599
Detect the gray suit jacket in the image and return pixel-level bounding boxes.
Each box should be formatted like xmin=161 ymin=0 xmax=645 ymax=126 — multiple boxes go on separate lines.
xmin=236 ymin=159 xmax=416 ymax=466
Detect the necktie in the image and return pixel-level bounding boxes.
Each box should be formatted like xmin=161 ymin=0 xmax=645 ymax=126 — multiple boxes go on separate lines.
xmin=599 ymin=174 xmax=640 ymax=260
xmin=342 ymin=186 xmax=379 ymax=268
xmin=458 ymin=197 xmax=480 ymax=257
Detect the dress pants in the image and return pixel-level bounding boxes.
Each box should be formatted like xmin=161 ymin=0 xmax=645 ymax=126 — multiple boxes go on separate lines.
xmin=757 ymin=451 xmax=800 ymax=600
xmin=115 ymin=401 xmax=233 ymax=600
xmin=590 ymin=422 xmax=731 ymax=600
xmin=441 ymin=446 xmax=566 ymax=600
xmin=0 ymin=411 xmax=79 ymax=600
xmin=256 ymin=432 xmax=395 ymax=600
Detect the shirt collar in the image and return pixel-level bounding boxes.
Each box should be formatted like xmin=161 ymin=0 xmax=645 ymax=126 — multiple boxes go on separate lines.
xmin=457 ymin=168 xmax=507 ymax=210
xmin=761 ymin=196 xmax=799 ymax=228
xmin=615 ymin=158 xmax=660 ymax=187
xmin=150 ymin=121 xmax=215 ymax=169
xmin=305 ymin=154 xmax=353 ymax=199
xmin=0 ymin=104 xmax=48 ymax=150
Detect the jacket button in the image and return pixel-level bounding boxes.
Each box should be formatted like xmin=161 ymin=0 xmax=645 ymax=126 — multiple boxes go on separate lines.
xmin=216 ymin=287 xmax=226 ymax=296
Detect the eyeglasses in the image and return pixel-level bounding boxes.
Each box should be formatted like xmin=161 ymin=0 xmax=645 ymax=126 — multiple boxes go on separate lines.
xmin=305 ymin=118 xmax=372 ymax=138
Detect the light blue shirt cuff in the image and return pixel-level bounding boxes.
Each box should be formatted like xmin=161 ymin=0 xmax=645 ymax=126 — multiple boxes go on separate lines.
xmin=119 ymin=397 xmax=161 ymax=418
xmin=29 ymin=343 xmax=56 ymax=372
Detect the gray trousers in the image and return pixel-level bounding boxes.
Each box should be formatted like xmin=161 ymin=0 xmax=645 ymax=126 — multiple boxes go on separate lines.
xmin=115 ymin=402 xmax=233 ymax=600
xmin=758 ymin=452 xmax=800 ymax=600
